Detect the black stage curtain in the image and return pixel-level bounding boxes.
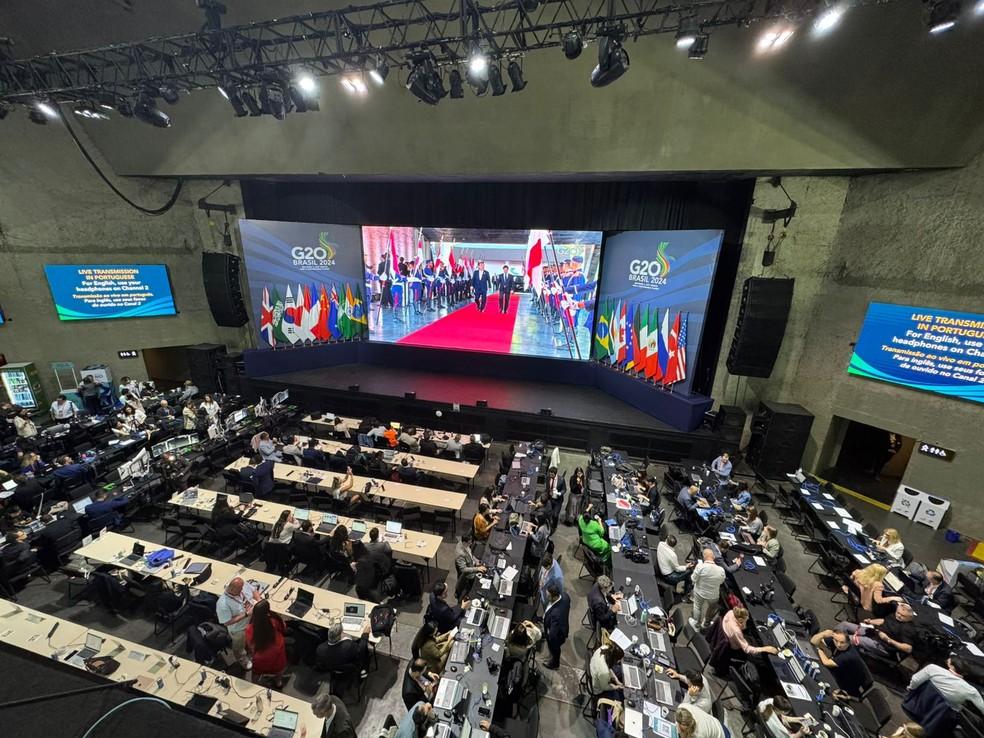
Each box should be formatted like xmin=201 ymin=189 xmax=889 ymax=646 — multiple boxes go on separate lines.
xmin=241 ymin=178 xmax=755 ymax=397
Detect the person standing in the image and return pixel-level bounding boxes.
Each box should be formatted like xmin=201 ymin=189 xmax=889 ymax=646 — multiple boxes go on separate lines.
xmin=310 ymin=692 xmax=358 ymax=738
xmin=13 ymin=408 xmax=37 ymax=439
xmin=216 ymin=576 xmax=261 ymax=670
xmin=710 ymin=451 xmax=732 ymax=484
xmin=50 ymin=395 xmax=79 ymax=421
xmin=245 ymin=599 xmax=288 ymax=688
xmin=690 ymin=548 xmax=725 ymax=630
xmin=541 ymin=582 xmax=571 ymax=670
xmin=472 ymin=260 xmax=492 ymax=312
xmin=78 ymin=376 xmax=102 ymax=415
xmin=497 ymin=264 xmax=514 ymax=314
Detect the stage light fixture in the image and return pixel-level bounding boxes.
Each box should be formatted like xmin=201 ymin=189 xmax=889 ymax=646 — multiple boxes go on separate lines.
xmin=590 ymin=34 xmax=629 ymax=88
xmin=0 ymin=103 xmax=9 ymax=120
xmin=73 ymin=103 xmax=109 ymax=120
xmin=35 ymin=100 xmax=58 ymax=119
xmin=468 ymin=49 xmax=489 ymax=79
xmin=489 ymin=63 xmax=506 ymax=96
xmin=260 ymin=78 xmax=287 ymax=119
xmin=756 ymin=26 xmax=795 ymax=53
xmin=927 ymin=0 xmax=960 ymax=32
xmin=406 ymin=57 xmax=447 ymax=105
xmin=28 ymin=109 xmax=48 ymax=125
xmin=507 ymin=60 xmax=527 ymax=92
xmin=563 ymin=30 xmax=583 ymax=59
xmin=405 ymin=392 xmax=416 ymax=400
xmin=689 ymin=32 xmax=710 ymax=59
xmin=340 ymin=74 xmax=368 ymax=95
xmin=975 ymin=0 xmax=984 ymax=15
xmin=449 ymin=68 xmax=465 ymax=98
xmin=115 ymin=96 xmax=134 ymax=117
xmin=219 ymin=85 xmax=249 ymax=117
xmin=813 ymin=3 xmax=846 ymax=34
xmin=241 ymin=89 xmax=262 ymax=116
xmin=296 ymin=74 xmax=318 ymax=94
xmin=134 ymin=93 xmax=172 ymax=127
xmin=476 ymin=399 xmax=488 ymax=408
xmin=158 ymin=85 xmax=180 ymax=104
xmin=675 ymin=18 xmax=698 ymax=49
xmin=369 ymin=60 xmax=389 ymax=85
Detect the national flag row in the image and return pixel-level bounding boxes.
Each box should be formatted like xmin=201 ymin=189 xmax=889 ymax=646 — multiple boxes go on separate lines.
xmin=259 ymin=282 xmax=367 ymax=347
xmin=593 ymin=299 xmax=688 ymax=385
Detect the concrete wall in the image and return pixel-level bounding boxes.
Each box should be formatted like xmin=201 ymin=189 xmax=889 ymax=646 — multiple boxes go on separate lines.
xmin=713 ymin=153 xmax=984 ymax=531
xmin=0 ymin=113 xmax=250 ymax=403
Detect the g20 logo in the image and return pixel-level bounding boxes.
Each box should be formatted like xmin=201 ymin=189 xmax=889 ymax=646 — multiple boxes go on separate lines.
xmin=291 ymin=246 xmax=332 ymax=260
xmin=629 ymin=259 xmax=669 ymax=277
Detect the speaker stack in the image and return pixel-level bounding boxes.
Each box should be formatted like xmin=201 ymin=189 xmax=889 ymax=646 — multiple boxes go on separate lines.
xmin=185 ymin=343 xmax=227 ymax=394
xmin=202 ymin=252 xmax=249 ymax=327
xmin=745 ymin=400 xmax=814 ymax=478
xmin=712 ymin=405 xmax=746 ymax=453
xmin=726 ymin=277 xmax=795 ymax=378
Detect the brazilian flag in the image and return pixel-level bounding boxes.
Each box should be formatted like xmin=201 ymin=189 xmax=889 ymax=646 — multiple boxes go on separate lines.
xmin=594 ymin=298 xmax=611 ymax=360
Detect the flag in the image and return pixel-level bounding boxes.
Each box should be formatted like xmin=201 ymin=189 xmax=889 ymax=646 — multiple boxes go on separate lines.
xmin=664 ymin=312 xmax=688 ymax=385
xmin=448 ymin=242 xmax=458 ymax=272
xmin=271 ymin=287 xmax=287 ymax=345
xmin=594 ymin=300 xmax=611 ymax=360
xmin=657 ymin=308 xmax=670 ymax=382
xmin=525 ymin=229 xmax=548 ymax=292
xmin=281 ymin=286 xmax=299 ymax=343
xmin=338 ymin=288 xmax=351 ymax=340
xmin=646 ymin=308 xmax=662 ymax=380
xmin=299 ymin=284 xmax=318 ymax=342
xmin=616 ymin=302 xmax=628 ymax=365
xmin=260 ymin=286 xmax=275 ymax=347
xmin=637 ymin=304 xmax=649 ymax=374
xmin=389 ymin=231 xmax=400 ymax=281
xmin=312 ymin=285 xmax=331 ymax=342
xmin=328 ymin=287 xmax=341 ymax=339
xmin=624 ymin=304 xmax=635 ymax=369
xmin=608 ymin=301 xmax=620 ymax=363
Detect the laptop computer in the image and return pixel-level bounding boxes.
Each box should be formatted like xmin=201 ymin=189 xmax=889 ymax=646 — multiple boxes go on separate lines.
xmin=293 ymin=508 xmax=310 ymax=521
xmin=497 ymin=577 xmax=514 ymax=597
xmin=268 ymin=709 xmax=299 ymax=738
xmin=384 ymin=520 xmax=403 ymax=540
xmin=317 ymin=513 xmax=339 ymax=534
xmin=433 ymin=678 xmax=461 ymax=710
xmin=431 ymin=724 xmax=453 ymax=738
xmin=653 ymin=679 xmax=674 ymax=706
xmin=349 ymin=520 xmax=367 ymax=541
xmin=465 ymin=607 xmax=488 ymax=628
xmin=67 ymin=632 xmax=105 ymax=666
xmin=120 ymin=542 xmax=145 ymax=565
xmin=883 ymin=571 xmax=905 ymax=592
xmin=622 ymin=664 xmax=643 ymax=690
xmin=647 ymin=629 xmax=668 ymax=653
xmin=287 ymin=589 xmax=314 ymax=618
xmin=772 ymin=623 xmax=791 ymax=649
xmin=237 ymin=492 xmax=254 ymax=505
xmin=342 ymin=602 xmax=366 ymax=631
xmin=448 ymin=640 xmax=470 ymax=664
xmin=72 ymin=496 xmax=92 ymax=515
xmin=489 ymin=614 xmax=510 ymax=640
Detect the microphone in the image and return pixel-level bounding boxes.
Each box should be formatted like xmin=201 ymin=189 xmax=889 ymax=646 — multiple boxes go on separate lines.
xmin=47 ymin=622 xmax=59 ymax=640
xmin=199 ymin=669 xmax=208 ymax=686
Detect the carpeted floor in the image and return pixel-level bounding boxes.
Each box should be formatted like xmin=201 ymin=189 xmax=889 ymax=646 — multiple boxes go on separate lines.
xmin=397 ymin=294 xmax=519 ymax=353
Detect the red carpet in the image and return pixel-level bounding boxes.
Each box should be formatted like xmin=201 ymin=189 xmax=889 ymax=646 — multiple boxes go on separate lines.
xmin=397 ymin=294 xmax=520 ymax=353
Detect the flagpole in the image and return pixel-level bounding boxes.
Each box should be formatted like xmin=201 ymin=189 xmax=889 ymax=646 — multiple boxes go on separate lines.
xmin=545 ymin=232 xmax=580 ymax=360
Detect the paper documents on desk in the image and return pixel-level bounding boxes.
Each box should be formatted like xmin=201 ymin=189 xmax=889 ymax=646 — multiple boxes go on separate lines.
xmin=624 ymin=708 xmax=644 ymax=738
xmin=719 ymin=532 xmax=737 ymax=543
xmin=501 ymin=565 xmax=519 ymax=582
xmin=939 ymin=613 xmax=955 ymax=626
xmin=643 ymin=701 xmax=660 ymax=719
xmin=651 ymin=717 xmax=675 ymax=738
xmin=854 ymin=553 xmax=871 ymax=564
xmin=610 ymin=628 xmax=632 ymax=651
xmin=827 ymin=521 xmax=841 ymax=530
xmin=781 ymin=682 xmax=812 ymax=701
xmin=811 ymin=503 xmax=824 ymax=511
xmin=967 ymin=642 xmax=984 ymax=657
xmin=843 ymin=520 xmax=864 ymax=535
xmin=834 ymin=507 xmax=850 ymax=517
xmin=823 ymin=493 xmax=835 ymax=501
xmin=754 ymin=556 xmax=767 ymax=567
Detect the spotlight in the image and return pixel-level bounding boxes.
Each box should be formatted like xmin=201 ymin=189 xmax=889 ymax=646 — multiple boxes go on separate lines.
xmin=73 ymin=103 xmax=109 ymax=120
xmin=259 ymin=78 xmax=287 ymax=119
xmin=590 ymin=34 xmax=629 ymax=88
xmin=241 ymin=89 xmax=262 ymax=116
xmin=134 ymin=93 xmax=172 ymax=127
xmin=406 ymin=57 xmax=446 ymax=105
xmin=0 ymin=103 xmax=9 ymax=120
xmin=369 ymin=60 xmax=389 ymax=86
xmin=927 ymin=0 xmax=960 ymax=32
xmin=340 ymin=75 xmax=368 ymax=95
xmin=468 ymin=49 xmax=489 ymax=79
xmin=976 ymin=0 xmax=984 ymax=14
xmin=219 ymin=85 xmax=248 ymax=117
xmin=756 ymin=26 xmax=795 ymax=53
xmin=507 ymin=60 xmax=527 ymax=92
xmin=563 ymin=30 xmax=583 ymax=59
xmin=288 ymin=84 xmax=314 ymax=113
xmin=489 ymin=63 xmax=506 ymax=96
xmin=115 ymin=96 xmax=134 ymax=117
xmin=813 ymin=4 xmax=846 ymax=34
xmin=296 ymin=74 xmax=318 ymax=94
xmin=28 ymin=109 xmax=48 ymax=125
xmin=158 ymin=85 xmax=180 ymax=104
xmin=689 ymin=32 xmax=709 ymax=59
xmin=675 ymin=18 xmax=698 ymax=49
xmin=35 ymin=101 xmax=58 ymax=119
xmin=449 ymin=68 xmax=465 ymax=98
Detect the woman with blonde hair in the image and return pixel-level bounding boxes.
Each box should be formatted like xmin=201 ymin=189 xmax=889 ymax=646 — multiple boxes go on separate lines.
xmin=846 ymin=563 xmax=902 ymax=615
xmin=675 ymin=704 xmax=726 ymax=738
xmin=874 ymin=528 xmax=905 ymax=566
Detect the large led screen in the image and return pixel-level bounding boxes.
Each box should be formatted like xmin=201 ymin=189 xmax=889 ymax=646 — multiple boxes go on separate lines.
xmin=363 ymin=227 xmax=602 ymax=360
xmin=43 ymin=264 xmax=177 ymax=321
xmin=848 ymin=302 xmax=983 ymax=405
xmin=592 ymin=230 xmax=724 ymax=396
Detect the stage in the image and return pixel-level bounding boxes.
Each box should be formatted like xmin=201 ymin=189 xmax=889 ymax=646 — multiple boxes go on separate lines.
xmin=248 ymin=358 xmax=727 ymax=461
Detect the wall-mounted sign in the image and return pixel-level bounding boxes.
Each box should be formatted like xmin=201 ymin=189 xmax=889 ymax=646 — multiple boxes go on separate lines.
xmin=917 ymin=442 xmax=955 ymax=462
xmin=117 ymin=350 xmax=139 ymax=359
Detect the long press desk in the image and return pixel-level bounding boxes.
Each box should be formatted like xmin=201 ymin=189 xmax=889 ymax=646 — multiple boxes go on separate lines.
xmin=169 ymin=488 xmax=442 ymax=573
xmin=226 ymin=458 xmax=467 ymax=518
xmin=301 ymin=414 xmax=491 ymax=448
xmin=74 ymin=531 xmax=380 ymax=623
xmin=293 ymin=433 xmax=479 ymax=482
xmin=0 ymin=599 xmax=322 ymax=737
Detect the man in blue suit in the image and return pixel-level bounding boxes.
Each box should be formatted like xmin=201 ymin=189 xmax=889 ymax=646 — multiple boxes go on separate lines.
xmin=84 ymin=490 xmax=130 ymax=530
xmin=471 ymin=260 xmax=491 ymax=312
xmin=239 ymin=454 xmax=275 ymax=498
xmin=538 ymin=553 xmax=564 ymax=609
xmin=541 ymin=582 xmax=570 ymax=670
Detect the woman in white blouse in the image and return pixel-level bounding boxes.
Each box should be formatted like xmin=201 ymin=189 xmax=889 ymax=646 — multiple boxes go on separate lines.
xmin=200 ymin=394 xmax=221 ymax=421
xmin=270 ymin=510 xmax=297 ymax=544
xmin=874 ymin=528 xmax=905 ymax=566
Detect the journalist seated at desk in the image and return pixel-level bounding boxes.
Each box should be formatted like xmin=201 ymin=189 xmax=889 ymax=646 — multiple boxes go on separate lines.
xmin=835 ymin=600 xmax=918 ymax=659
xmin=52 ymin=455 xmax=91 ymax=487
xmin=425 ymin=581 xmax=471 ymax=633
xmin=1 ymin=530 xmax=37 ymax=570
xmin=920 ymin=570 xmax=956 ymax=613
xmin=678 ymin=484 xmax=709 ymax=512
xmin=302 ymin=439 xmax=328 ymax=469
xmin=84 ymin=489 xmax=129 ymax=529
xmin=315 ymin=619 xmax=372 ymax=678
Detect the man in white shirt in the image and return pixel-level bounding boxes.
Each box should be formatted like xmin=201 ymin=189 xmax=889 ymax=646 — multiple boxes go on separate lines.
xmin=908 ymin=656 xmax=984 ymax=714
xmin=50 ymin=395 xmax=79 ymax=421
xmin=443 ymin=434 xmax=463 ymax=460
xmin=690 ymin=548 xmax=725 ymax=630
xmin=216 ymin=576 xmax=260 ymax=669
xmin=657 ymin=534 xmax=694 ymax=595
xmin=398 ymin=427 xmax=420 ymax=452
xmin=178 ymin=380 xmax=199 ymax=403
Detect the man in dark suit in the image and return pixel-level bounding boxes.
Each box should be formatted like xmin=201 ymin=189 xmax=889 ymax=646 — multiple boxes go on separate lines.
xmin=497 ymin=265 xmax=514 ymax=314
xmin=315 ymin=620 xmax=371 ymax=676
xmin=541 ymin=582 xmax=570 ymax=669
xmin=12 ymin=475 xmax=45 ymax=512
xmin=425 ymin=581 xmax=471 ymax=633
xmin=84 ymin=490 xmax=130 ymax=530
xmin=402 ymin=658 xmax=436 ymax=709
xmin=587 ymin=575 xmax=621 ymax=631
xmin=302 ymin=439 xmax=328 ymax=469
xmin=1 ymin=530 xmax=37 ymax=571
xmin=471 ymin=260 xmax=492 ymax=312
xmin=34 ymin=512 xmax=81 ymax=569
xmin=543 ymin=466 xmax=566 ymax=529
xmin=923 ymin=570 xmax=956 ymax=613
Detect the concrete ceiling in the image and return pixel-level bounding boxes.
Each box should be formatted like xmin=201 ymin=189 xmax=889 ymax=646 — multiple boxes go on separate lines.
xmin=3 ymin=0 xmax=984 ymax=178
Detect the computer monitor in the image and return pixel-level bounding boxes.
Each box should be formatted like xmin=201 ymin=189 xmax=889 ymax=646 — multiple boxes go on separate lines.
xmin=72 ymin=496 xmax=92 ymax=514
xmin=271 ymin=389 xmax=289 ymax=407
xmin=116 ymin=463 xmax=132 ymax=484
xmin=129 ymin=448 xmax=151 ymax=477
xmin=151 ymin=441 xmax=169 ymax=458
xmin=385 ymin=520 xmax=403 ymax=535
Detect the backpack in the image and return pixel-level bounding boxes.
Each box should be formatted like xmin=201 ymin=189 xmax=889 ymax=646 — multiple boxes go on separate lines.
xmin=370 ymin=605 xmax=396 ymax=636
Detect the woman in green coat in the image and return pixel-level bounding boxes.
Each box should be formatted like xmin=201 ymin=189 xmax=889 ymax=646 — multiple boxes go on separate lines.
xmin=578 ymin=506 xmax=611 ymax=564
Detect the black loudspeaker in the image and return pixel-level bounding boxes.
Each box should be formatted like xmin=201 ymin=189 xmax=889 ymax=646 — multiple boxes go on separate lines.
xmin=726 ymin=277 xmax=795 ymax=378
xmin=348 ymin=385 xmax=360 ymax=392
xmin=476 ymin=400 xmax=488 ymax=408
xmin=186 ymin=343 xmax=227 ymax=394
xmin=745 ymin=400 xmax=813 ymax=478
xmin=405 ymin=392 xmax=416 ymax=400
xmin=202 ymin=252 xmax=249 ymax=327
xmin=713 ymin=405 xmax=746 ymax=444
xmin=540 ymin=408 xmax=553 ymax=416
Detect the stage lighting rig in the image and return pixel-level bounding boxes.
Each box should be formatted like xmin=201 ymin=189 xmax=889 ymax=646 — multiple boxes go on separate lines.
xmin=259 ymin=73 xmax=288 ymax=119
xmin=218 ymin=83 xmax=248 ymax=117
xmin=688 ymin=32 xmax=709 ymax=59
xmin=406 ymin=54 xmax=446 ymax=105
xmin=926 ymin=0 xmax=960 ymax=32
xmin=507 ymin=60 xmax=527 ymax=92
xmin=590 ymin=30 xmax=629 ymax=88
xmin=489 ymin=63 xmax=506 ymax=96
xmin=675 ymin=18 xmax=698 ymax=48
xmin=563 ymin=30 xmax=583 ymax=59
xmin=449 ymin=68 xmax=465 ymax=98
xmin=134 ymin=93 xmax=171 ymax=127
xmin=369 ymin=59 xmax=389 ymax=86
